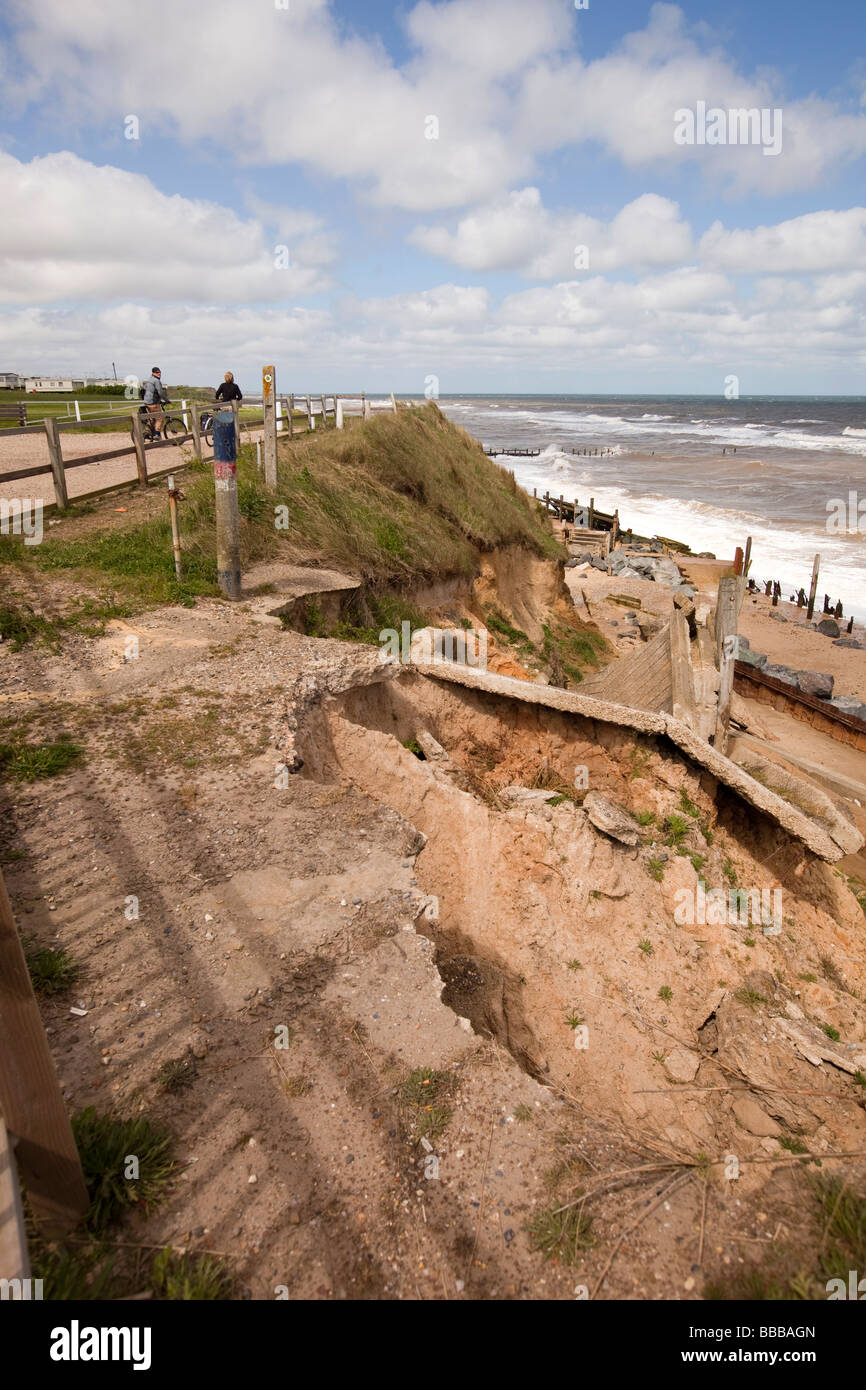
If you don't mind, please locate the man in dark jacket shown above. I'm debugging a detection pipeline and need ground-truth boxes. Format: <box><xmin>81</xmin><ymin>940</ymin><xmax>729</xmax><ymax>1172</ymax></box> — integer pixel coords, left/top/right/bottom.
<box><xmin>215</xmin><ymin>372</ymin><xmax>243</xmax><ymax>402</ymax></box>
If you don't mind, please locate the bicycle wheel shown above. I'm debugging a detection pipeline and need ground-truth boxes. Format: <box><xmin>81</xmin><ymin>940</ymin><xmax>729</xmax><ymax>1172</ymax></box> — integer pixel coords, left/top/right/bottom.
<box><xmin>203</xmin><ymin>424</ymin><xmax>214</xmax><ymax>450</ymax></box>
<box><xmin>132</xmin><ymin>415</ymin><xmax>153</xmax><ymax>445</ymax></box>
<box><xmin>163</xmin><ymin>417</ymin><xmax>186</xmax><ymax>444</ymax></box>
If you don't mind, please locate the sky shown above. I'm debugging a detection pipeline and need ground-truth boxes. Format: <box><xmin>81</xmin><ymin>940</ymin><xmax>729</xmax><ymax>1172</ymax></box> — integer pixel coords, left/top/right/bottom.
<box><xmin>0</xmin><ymin>0</ymin><xmax>864</xmax><ymax>394</ymax></box>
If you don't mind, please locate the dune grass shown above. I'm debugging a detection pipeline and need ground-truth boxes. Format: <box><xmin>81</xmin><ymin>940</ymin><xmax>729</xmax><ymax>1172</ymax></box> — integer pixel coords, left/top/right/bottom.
<box><xmin>0</xmin><ymin>404</ymin><xmax>562</xmax><ymax>634</ymax></box>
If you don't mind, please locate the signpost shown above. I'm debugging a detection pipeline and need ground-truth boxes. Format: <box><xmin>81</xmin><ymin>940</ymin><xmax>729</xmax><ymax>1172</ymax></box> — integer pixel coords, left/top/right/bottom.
<box><xmin>262</xmin><ymin>365</ymin><xmax>278</xmax><ymax>487</ymax></box>
<box><xmin>213</xmin><ymin>411</ymin><xmax>241</xmax><ymax>599</ymax></box>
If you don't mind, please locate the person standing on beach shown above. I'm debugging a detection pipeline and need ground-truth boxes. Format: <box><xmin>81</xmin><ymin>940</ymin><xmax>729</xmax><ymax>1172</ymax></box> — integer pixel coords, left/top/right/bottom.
<box><xmin>215</xmin><ymin>371</ymin><xmax>243</xmax><ymax>402</ymax></box>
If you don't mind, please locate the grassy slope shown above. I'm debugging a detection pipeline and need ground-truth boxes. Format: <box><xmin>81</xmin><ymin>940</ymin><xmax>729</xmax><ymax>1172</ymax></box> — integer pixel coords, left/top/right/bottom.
<box><xmin>1</xmin><ymin>402</ymin><xmax>560</xmax><ymax>625</ymax></box>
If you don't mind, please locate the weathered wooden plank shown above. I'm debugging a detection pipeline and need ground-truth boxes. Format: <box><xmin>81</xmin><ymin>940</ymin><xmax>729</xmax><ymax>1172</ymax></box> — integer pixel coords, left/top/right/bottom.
<box><xmin>0</xmin><ymin>867</ymin><xmax>89</xmax><ymax>1235</ymax></box>
<box><xmin>0</xmin><ymin>463</ymin><xmax>52</xmax><ymax>483</ymax></box>
<box><xmin>670</xmin><ymin>610</ymin><xmax>698</xmax><ymax>731</ymax></box>
<box><xmin>44</xmin><ymin>418</ymin><xmax>68</xmax><ymax>508</ymax></box>
<box><xmin>0</xmin><ymin>1111</ymin><xmax>30</xmax><ymax>1280</ymax></box>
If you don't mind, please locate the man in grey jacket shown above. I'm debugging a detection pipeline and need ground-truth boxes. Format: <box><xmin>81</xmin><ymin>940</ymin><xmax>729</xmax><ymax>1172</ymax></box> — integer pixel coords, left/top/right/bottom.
<box><xmin>142</xmin><ymin>367</ymin><xmax>168</xmax><ymax>436</ymax></box>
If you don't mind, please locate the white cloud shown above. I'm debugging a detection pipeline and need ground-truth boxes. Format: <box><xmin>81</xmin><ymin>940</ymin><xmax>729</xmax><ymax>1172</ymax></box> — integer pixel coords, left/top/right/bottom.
<box><xmin>4</xmin><ymin>0</ymin><xmax>865</xmax><ymax>210</ymax></box>
<box><xmin>411</xmin><ymin>190</ymin><xmax>694</xmax><ymax>276</ymax></box>
<box><xmin>0</xmin><ymin>151</ymin><xmax>335</xmax><ymax>303</ymax></box>
<box><xmin>700</xmin><ymin>208</ymin><xmax>866</xmax><ymax>273</ymax></box>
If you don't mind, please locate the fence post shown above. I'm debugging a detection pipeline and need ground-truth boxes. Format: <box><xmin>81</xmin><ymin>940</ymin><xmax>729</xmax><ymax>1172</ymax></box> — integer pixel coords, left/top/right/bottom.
<box><xmin>190</xmin><ymin>407</ymin><xmax>202</xmax><ymax>460</ymax></box>
<box><xmin>390</xmin><ymin>392</ymin><xmax>397</xmax><ymax>415</ymax></box>
<box><xmin>713</xmin><ymin>575</ymin><xmax>746</xmax><ymax>753</ymax></box>
<box><xmin>213</xmin><ymin>411</ymin><xmax>241</xmax><ymax>599</ymax></box>
<box><xmin>276</xmin><ymin>397</ymin><xmax>283</xmax><ymax>435</ymax></box>
<box><xmin>44</xmin><ymin>417</ymin><xmax>68</xmax><ymax>507</ymax></box>
<box><xmin>231</xmin><ymin>399</ymin><xmax>241</xmax><ymax>453</ymax></box>
<box><xmin>131</xmin><ymin>411</ymin><xmax>148</xmax><ymax>488</ymax></box>
<box><xmin>167</xmin><ymin>474</ymin><xmax>183</xmax><ymax>582</ymax></box>
<box><xmin>807</xmin><ymin>554</ymin><xmax>820</xmax><ymax>621</ymax></box>
<box><xmin>181</xmin><ymin>398</ymin><xmax>189</xmax><ymax>430</ymax></box>
<box><xmin>73</xmin><ymin>400</ymin><xmax>81</xmax><ymax>423</ymax></box>
<box><xmin>336</xmin><ymin>398</ymin><xmax>344</xmax><ymax>430</ymax></box>
<box><xmin>0</xmin><ymin>867</ymin><xmax>89</xmax><ymax>1236</ymax></box>
<box><xmin>262</xmin><ymin>365</ymin><xmax>278</xmax><ymax>488</ymax></box>
<box><xmin>305</xmin><ymin>395</ymin><xmax>314</xmax><ymax>431</ymax></box>
<box><xmin>320</xmin><ymin>394</ymin><xmax>326</xmax><ymax>425</ymax></box>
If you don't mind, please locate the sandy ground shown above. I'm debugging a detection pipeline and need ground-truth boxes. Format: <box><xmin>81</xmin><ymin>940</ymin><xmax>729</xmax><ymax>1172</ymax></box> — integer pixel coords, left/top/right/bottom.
<box><xmin>0</xmin><ymin>426</ymin><xmax>270</xmax><ymax>507</ymax></box>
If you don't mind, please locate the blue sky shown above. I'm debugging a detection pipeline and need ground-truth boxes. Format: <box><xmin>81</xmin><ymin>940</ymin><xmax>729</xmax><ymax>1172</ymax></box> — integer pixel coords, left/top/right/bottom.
<box><xmin>0</xmin><ymin>0</ymin><xmax>864</xmax><ymax>393</ymax></box>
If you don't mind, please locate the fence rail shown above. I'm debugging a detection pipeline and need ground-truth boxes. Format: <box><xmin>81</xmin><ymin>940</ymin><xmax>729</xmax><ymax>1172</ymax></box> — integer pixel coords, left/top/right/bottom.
<box><xmin>0</xmin><ymin>392</ymin><xmax>402</xmax><ymax>507</ymax></box>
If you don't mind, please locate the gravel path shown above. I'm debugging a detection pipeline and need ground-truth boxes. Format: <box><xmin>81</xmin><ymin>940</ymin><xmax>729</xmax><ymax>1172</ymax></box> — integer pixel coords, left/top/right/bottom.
<box><xmin>0</xmin><ymin>427</ymin><xmax>265</xmax><ymax>506</ymax></box>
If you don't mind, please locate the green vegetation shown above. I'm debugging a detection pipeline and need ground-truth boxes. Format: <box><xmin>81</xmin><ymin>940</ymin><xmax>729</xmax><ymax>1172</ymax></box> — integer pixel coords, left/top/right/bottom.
<box><xmin>401</xmin><ymin>1065</ymin><xmax>455</xmax><ymax>1142</ymax></box>
<box><xmin>658</xmin><ymin>985</ymin><xmax>672</xmax><ymax>1001</ymax></box>
<box><xmin>528</xmin><ymin>1203</ymin><xmax>595</xmax><ymax>1264</ymax></box>
<box><xmin>72</xmin><ymin>1107</ymin><xmax>175</xmax><ymax>1232</ymax></box>
<box><xmin>156</xmin><ymin>1056</ymin><xmax>197</xmax><ymax>1094</ymax></box>
<box><xmin>24</xmin><ymin>939</ymin><xmax>80</xmax><ymax>996</ymax></box>
<box><xmin>513</xmin><ymin>1104</ymin><xmax>533</xmax><ymax>1123</ymax></box>
<box><xmin>821</xmin><ymin>1023</ymin><xmax>841</xmax><ymax>1042</ymax></box>
<box><xmin>632</xmin><ymin>810</ymin><xmax>656</xmax><ymax>826</ymax></box>
<box><xmin>735</xmin><ymin>987</ymin><xmax>767</xmax><ymax>1008</ymax></box>
<box><xmin>565</xmin><ymin>1010</ymin><xmax>585</xmax><ymax>1029</ymax></box>
<box><xmin>0</xmin><ymin>737</ymin><xmax>83</xmax><ymax>781</ymax></box>
<box><xmin>638</xmin><ymin>939</ymin><xmax>654</xmax><ymax>957</ymax></box>
<box><xmin>647</xmin><ymin>856</ymin><xmax>665</xmax><ymax>882</ymax></box>
<box><xmin>679</xmin><ymin>789</ymin><xmax>700</xmax><ymax>817</ymax></box>
<box><xmin>566</xmin><ymin>959</ymin><xmax>583</xmax><ymax>971</ymax></box>
<box><xmin>151</xmin><ymin>1248</ymin><xmax>233</xmax><ymax>1301</ymax></box>
<box><xmin>663</xmin><ymin>813</ymin><xmax>690</xmax><ymax>847</ymax></box>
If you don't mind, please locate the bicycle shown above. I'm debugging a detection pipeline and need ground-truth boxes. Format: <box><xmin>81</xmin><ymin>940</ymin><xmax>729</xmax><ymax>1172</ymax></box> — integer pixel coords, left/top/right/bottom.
<box><xmin>131</xmin><ymin>402</ymin><xmax>187</xmax><ymax>446</ymax></box>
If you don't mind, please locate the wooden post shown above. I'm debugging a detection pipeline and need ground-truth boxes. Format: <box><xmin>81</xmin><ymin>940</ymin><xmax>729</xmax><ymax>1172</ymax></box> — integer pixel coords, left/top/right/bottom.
<box><xmin>213</xmin><ymin>411</ymin><xmax>241</xmax><ymax>599</ymax></box>
<box><xmin>305</xmin><ymin>395</ymin><xmax>314</xmax><ymax>431</ymax></box>
<box><xmin>44</xmin><ymin>417</ymin><xmax>68</xmax><ymax>507</ymax></box>
<box><xmin>275</xmin><ymin>396</ymin><xmax>283</xmax><ymax>435</ymax></box>
<box><xmin>743</xmin><ymin>535</ymin><xmax>752</xmax><ymax>575</ymax></box>
<box><xmin>320</xmin><ymin>394</ymin><xmax>327</xmax><ymax>424</ymax></box>
<box><xmin>733</xmin><ymin>547</ymin><xmax>744</xmax><ymax>576</ymax></box>
<box><xmin>181</xmin><ymin>398</ymin><xmax>189</xmax><ymax>430</ymax></box>
<box><xmin>713</xmin><ymin>575</ymin><xmax>746</xmax><ymax>753</ymax></box>
<box><xmin>806</xmin><ymin>554</ymin><xmax>820</xmax><ymax>621</ymax></box>
<box><xmin>262</xmin><ymin>366</ymin><xmax>277</xmax><ymax>488</ymax></box>
<box><xmin>543</xmin><ymin>491</ymin><xmax>550</xmax><ymax>511</ymax></box>
<box><xmin>73</xmin><ymin>399</ymin><xmax>81</xmax><ymax>423</ymax></box>
<box><xmin>190</xmin><ymin>408</ymin><xmax>202</xmax><ymax>460</ymax></box>
<box><xmin>589</xmin><ymin>497</ymin><xmax>595</xmax><ymax>528</ymax></box>
<box><xmin>336</xmin><ymin>398</ymin><xmax>344</xmax><ymax>430</ymax></box>
<box><xmin>0</xmin><ymin>867</ymin><xmax>89</xmax><ymax>1236</ymax></box>
<box><xmin>167</xmin><ymin>474</ymin><xmax>183</xmax><ymax>582</ymax></box>
<box><xmin>131</xmin><ymin>411</ymin><xmax>148</xmax><ymax>489</ymax></box>
<box><xmin>231</xmin><ymin>399</ymin><xmax>241</xmax><ymax>452</ymax></box>
<box><xmin>0</xmin><ymin>1110</ymin><xmax>30</xmax><ymax>1279</ymax></box>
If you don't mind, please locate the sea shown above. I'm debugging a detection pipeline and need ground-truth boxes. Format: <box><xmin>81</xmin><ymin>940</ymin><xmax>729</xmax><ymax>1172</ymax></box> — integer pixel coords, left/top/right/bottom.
<box><xmin>437</xmin><ymin>395</ymin><xmax>866</xmax><ymax>621</ymax></box>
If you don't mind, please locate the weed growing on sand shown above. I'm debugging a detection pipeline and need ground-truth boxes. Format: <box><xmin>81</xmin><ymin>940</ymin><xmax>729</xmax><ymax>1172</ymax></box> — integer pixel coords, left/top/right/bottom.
<box><xmin>565</xmin><ymin>1010</ymin><xmax>585</xmax><ymax>1029</ymax></box>
<box><xmin>647</xmin><ymin>856</ymin><xmax>665</xmax><ymax>882</ymax></box>
<box><xmin>284</xmin><ymin>1075</ymin><xmax>313</xmax><ymax>1097</ymax></box>
<box><xmin>779</xmin><ymin>1135</ymin><xmax>808</xmax><ymax>1155</ymax></box>
<box><xmin>822</xmin><ymin>1023</ymin><xmax>841</xmax><ymax>1042</ymax></box>
<box><xmin>632</xmin><ymin>810</ymin><xmax>656</xmax><ymax>826</ymax></box>
<box><xmin>0</xmin><ymin>737</ymin><xmax>83</xmax><ymax>781</ymax></box>
<box><xmin>629</xmin><ymin>744</ymin><xmax>653</xmax><ymax>781</ymax></box>
<box><xmin>658</xmin><ymin>985</ymin><xmax>672</xmax><ymax>1002</ymax></box>
<box><xmin>156</xmin><ymin>1057</ymin><xmax>196</xmax><ymax>1094</ymax></box>
<box><xmin>638</xmin><ymin>939</ymin><xmax>654</xmax><ymax>957</ymax></box>
<box><xmin>528</xmin><ymin>1204</ymin><xmax>594</xmax><ymax>1264</ymax></box>
<box><xmin>679</xmin><ymin>789</ymin><xmax>700</xmax><ymax>818</ymax></box>
<box><xmin>664</xmin><ymin>813</ymin><xmax>689</xmax><ymax>847</ymax></box>
<box><xmin>72</xmin><ymin>1108</ymin><xmax>174</xmax><ymax>1232</ymax></box>
<box><xmin>401</xmin><ymin>1066</ymin><xmax>455</xmax><ymax>1142</ymax></box>
<box><xmin>799</xmin><ymin>971</ymin><xmax>817</xmax><ymax>983</ymax></box>
<box><xmin>744</xmin><ymin>936</ymin><xmax>756</xmax><ymax>948</ymax></box>
<box><xmin>30</xmin><ymin>1240</ymin><xmax>119</xmax><ymax>1300</ymax></box>
<box><xmin>24</xmin><ymin>939</ymin><xmax>80</xmax><ymax>996</ymax></box>
<box><xmin>735</xmin><ymin>987</ymin><xmax>767</xmax><ymax>1008</ymax></box>
<box><xmin>567</xmin><ymin>959</ymin><xmax>583</xmax><ymax>971</ymax></box>
<box><xmin>152</xmin><ymin>1248</ymin><xmax>232</xmax><ymax>1300</ymax></box>
<box><xmin>513</xmin><ymin>1104</ymin><xmax>533</xmax><ymax>1123</ymax></box>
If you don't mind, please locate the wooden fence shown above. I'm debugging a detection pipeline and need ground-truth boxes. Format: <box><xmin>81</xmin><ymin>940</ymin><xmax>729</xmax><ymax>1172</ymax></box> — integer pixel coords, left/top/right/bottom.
<box><xmin>0</xmin><ymin>392</ymin><xmax>401</xmax><ymax>509</ymax></box>
<box><xmin>0</xmin><ymin>865</ymin><xmax>89</xmax><ymax>1278</ymax></box>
